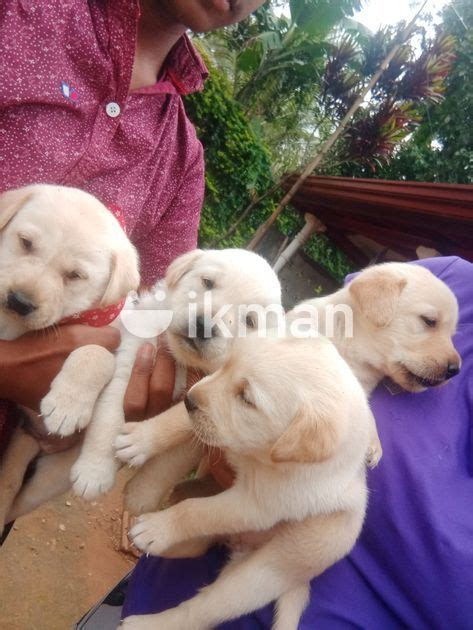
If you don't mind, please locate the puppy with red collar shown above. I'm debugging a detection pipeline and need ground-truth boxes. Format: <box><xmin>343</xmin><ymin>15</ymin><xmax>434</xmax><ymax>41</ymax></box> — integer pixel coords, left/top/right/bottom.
<box><xmin>0</xmin><ymin>184</ymin><xmax>139</xmax><ymax>531</ymax></box>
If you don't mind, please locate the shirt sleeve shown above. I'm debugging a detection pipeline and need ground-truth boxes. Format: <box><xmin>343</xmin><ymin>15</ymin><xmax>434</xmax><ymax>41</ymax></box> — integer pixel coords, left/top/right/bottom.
<box><xmin>136</xmin><ymin>146</ymin><xmax>205</xmax><ymax>287</ymax></box>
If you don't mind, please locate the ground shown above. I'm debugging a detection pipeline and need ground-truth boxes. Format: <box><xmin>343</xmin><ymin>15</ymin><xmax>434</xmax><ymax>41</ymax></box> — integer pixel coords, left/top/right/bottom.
<box><xmin>0</xmin><ymin>469</ymin><xmax>136</xmax><ymax>630</ymax></box>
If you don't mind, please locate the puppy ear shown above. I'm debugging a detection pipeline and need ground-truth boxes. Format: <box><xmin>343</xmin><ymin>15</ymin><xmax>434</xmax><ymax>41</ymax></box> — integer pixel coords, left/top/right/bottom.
<box><xmin>349</xmin><ymin>266</ymin><xmax>407</xmax><ymax>328</ymax></box>
<box><xmin>165</xmin><ymin>249</ymin><xmax>204</xmax><ymax>289</ymax></box>
<box><xmin>0</xmin><ymin>187</ymin><xmax>34</xmax><ymax>230</ymax></box>
<box><xmin>100</xmin><ymin>243</ymin><xmax>140</xmax><ymax>306</ymax></box>
<box><xmin>270</xmin><ymin>406</ymin><xmax>339</xmax><ymax>464</ymax></box>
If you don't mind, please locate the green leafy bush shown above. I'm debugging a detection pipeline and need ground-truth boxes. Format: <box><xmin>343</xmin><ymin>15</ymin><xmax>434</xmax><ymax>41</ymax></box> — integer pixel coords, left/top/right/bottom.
<box><xmin>184</xmin><ymin>48</ymin><xmax>274</xmax><ymax>248</ymax></box>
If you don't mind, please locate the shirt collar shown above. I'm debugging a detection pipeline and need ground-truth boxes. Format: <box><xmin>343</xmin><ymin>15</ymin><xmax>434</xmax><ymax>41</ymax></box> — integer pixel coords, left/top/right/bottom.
<box><xmin>133</xmin><ymin>34</ymin><xmax>208</xmax><ymax>96</ymax></box>
<box><xmin>107</xmin><ymin>1</ymin><xmax>208</xmax><ymax>96</ymax></box>
<box><xmin>165</xmin><ymin>34</ymin><xmax>208</xmax><ymax>95</ymax></box>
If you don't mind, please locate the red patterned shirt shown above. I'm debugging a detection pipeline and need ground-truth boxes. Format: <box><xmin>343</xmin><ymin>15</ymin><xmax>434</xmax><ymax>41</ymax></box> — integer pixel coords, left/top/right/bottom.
<box><xmin>0</xmin><ymin>0</ymin><xmax>207</xmax><ymax>286</ymax></box>
<box><xmin>0</xmin><ymin>0</ymin><xmax>208</xmax><ymax>451</ymax></box>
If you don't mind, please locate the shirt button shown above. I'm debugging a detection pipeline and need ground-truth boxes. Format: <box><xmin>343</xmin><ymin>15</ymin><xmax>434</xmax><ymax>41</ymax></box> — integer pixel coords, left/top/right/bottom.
<box><xmin>105</xmin><ymin>102</ymin><xmax>121</xmax><ymax>118</ymax></box>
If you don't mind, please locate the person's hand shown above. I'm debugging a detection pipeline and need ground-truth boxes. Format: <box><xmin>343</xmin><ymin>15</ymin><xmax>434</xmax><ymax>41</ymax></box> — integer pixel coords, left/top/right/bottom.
<box><xmin>207</xmin><ymin>450</ymin><xmax>236</xmax><ymax>490</ymax></box>
<box><xmin>123</xmin><ymin>340</ymin><xmax>235</xmax><ymax>488</ymax></box>
<box><xmin>123</xmin><ymin>338</ymin><xmax>205</xmax><ymax>421</ymax></box>
<box><xmin>0</xmin><ymin>325</ymin><xmax>120</xmax><ymax>412</ymax></box>
<box><xmin>124</xmin><ymin>340</ymin><xmax>176</xmax><ymax>421</ymax></box>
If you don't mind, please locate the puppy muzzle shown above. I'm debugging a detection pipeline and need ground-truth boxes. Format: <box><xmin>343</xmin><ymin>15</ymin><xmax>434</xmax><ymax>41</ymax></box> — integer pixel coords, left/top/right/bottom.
<box><xmin>6</xmin><ymin>290</ymin><xmax>37</xmax><ymax>317</ymax></box>
<box><xmin>445</xmin><ymin>362</ymin><xmax>460</xmax><ymax>380</ymax></box>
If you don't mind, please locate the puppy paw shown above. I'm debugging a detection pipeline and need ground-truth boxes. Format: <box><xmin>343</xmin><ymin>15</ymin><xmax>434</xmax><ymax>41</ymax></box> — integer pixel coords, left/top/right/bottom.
<box><xmin>40</xmin><ymin>346</ymin><xmax>115</xmax><ymax>437</ymax></box>
<box><xmin>115</xmin><ymin>423</ymin><xmax>155</xmax><ymax>467</ymax></box>
<box><xmin>70</xmin><ymin>456</ymin><xmax>118</xmax><ymax>500</ymax></box>
<box><xmin>129</xmin><ymin>512</ymin><xmax>176</xmax><ymax>556</ymax></box>
<box><xmin>366</xmin><ymin>438</ymin><xmax>383</xmax><ymax>468</ymax></box>
<box><xmin>41</xmin><ymin>384</ymin><xmax>95</xmax><ymax>437</ymax></box>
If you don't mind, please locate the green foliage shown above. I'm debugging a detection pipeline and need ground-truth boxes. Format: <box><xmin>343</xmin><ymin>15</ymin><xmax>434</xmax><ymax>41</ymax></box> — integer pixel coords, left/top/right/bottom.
<box><xmin>355</xmin><ymin>0</ymin><xmax>473</xmax><ymax>183</ymax></box>
<box><xmin>184</xmin><ymin>48</ymin><xmax>275</xmax><ymax>248</ymax></box>
<box><xmin>290</xmin><ymin>0</ymin><xmax>362</xmax><ymax>37</ymax></box>
<box><xmin>186</xmin><ymin>1</ymin><xmax>466</xmax><ymax>284</ymax></box>
<box><xmin>197</xmin><ymin>0</ymin><xmax>363</xmax><ymax>175</ymax></box>
<box><xmin>276</xmin><ymin>207</ymin><xmax>354</xmax><ymax>281</ymax></box>
<box><xmin>198</xmin><ymin>1</ymin><xmax>456</xmax><ymax>179</ymax></box>
<box><xmin>321</xmin><ymin>26</ymin><xmax>457</xmax><ymax>174</ymax></box>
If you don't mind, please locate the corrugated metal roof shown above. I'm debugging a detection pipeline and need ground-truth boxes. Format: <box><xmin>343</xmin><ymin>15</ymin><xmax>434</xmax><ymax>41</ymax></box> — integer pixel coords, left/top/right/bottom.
<box><xmin>286</xmin><ymin>175</ymin><xmax>473</xmax><ymax>263</ymax></box>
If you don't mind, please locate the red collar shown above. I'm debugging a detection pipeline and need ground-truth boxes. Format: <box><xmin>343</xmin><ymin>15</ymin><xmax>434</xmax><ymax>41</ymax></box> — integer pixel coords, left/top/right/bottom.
<box><xmin>60</xmin><ymin>299</ymin><xmax>125</xmax><ymax>327</ymax></box>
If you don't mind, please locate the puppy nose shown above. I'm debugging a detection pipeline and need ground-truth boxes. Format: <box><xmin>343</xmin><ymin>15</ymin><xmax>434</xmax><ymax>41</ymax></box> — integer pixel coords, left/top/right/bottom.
<box><xmin>195</xmin><ymin>316</ymin><xmax>218</xmax><ymax>340</ymax></box>
<box><xmin>7</xmin><ymin>291</ymin><xmax>37</xmax><ymax>316</ymax></box>
<box><xmin>445</xmin><ymin>363</ymin><xmax>460</xmax><ymax>380</ymax></box>
<box><xmin>184</xmin><ymin>394</ymin><xmax>198</xmax><ymax>413</ymax></box>
<box><xmin>195</xmin><ymin>316</ymin><xmax>207</xmax><ymax>339</ymax></box>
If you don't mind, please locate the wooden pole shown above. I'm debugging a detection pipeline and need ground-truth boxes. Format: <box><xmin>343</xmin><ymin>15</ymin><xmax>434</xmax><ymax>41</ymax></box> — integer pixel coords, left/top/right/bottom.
<box><xmin>272</xmin><ymin>213</ymin><xmax>325</xmax><ymax>273</ymax></box>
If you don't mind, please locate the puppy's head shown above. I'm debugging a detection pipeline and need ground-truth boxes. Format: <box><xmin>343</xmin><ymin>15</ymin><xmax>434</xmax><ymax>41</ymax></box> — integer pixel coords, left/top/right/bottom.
<box><xmin>164</xmin><ymin>248</ymin><xmax>282</xmax><ymax>371</ymax></box>
<box><xmin>184</xmin><ymin>333</ymin><xmax>369</xmax><ymax>465</ymax></box>
<box><xmin>349</xmin><ymin>263</ymin><xmax>460</xmax><ymax>391</ymax></box>
<box><xmin>0</xmin><ymin>185</ymin><xmax>139</xmax><ymax>332</ymax></box>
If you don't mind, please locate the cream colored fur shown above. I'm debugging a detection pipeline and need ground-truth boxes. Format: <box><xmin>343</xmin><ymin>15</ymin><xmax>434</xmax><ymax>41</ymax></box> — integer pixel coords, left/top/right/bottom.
<box><xmin>0</xmin><ymin>184</ymin><xmax>139</xmax><ymax>529</ymax></box>
<box><xmin>117</xmin><ymin>261</ymin><xmax>461</xmax><ymax>627</ymax></box>
<box><xmin>8</xmin><ymin>248</ymin><xmax>281</xmax><ymax>512</ymax></box>
<box><xmin>70</xmin><ymin>248</ymin><xmax>282</xmax><ymax>500</ymax></box>
<box><xmin>289</xmin><ymin>262</ymin><xmax>460</xmax><ymax>394</ymax></box>
<box><xmin>121</xmin><ymin>333</ymin><xmax>371</xmax><ymax>629</ymax></box>
<box><xmin>116</xmin><ymin>262</ymin><xmax>460</xmax><ymax>516</ymax></box>
<box><xmin>286</xmin><ymin>262</ymin><xmax>460</xmax><ymax>467</ymax></box>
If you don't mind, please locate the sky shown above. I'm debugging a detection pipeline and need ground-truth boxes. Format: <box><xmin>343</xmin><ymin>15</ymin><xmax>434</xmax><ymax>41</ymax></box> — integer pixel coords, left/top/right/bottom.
<box><xmin>274</xmin><ymin>0</ymin><xmax>452</xmax><ymax>31</ymax></box>
<box><xmin>354</xmin><ymin>0</ymin><xmax>450</xmax><ymax>31</ymax></box>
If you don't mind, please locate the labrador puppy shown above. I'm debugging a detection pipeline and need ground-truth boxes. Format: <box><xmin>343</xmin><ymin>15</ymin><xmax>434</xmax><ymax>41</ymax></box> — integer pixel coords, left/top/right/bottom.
<box><xmin>0</xmin><ymin>184</ymin><xmax>139</xmax><ymax>530</ymax></box>
<box><xmin>124</xmin><ymin>261</ymin><xmax>461</xmax><ymax>518</ymax></box>
<box><xmin>287</xmin><ymin>262</ymin><xmax>461</xmax><ymax>466</ymax></box>
<box><xmin>69</xmin><ymin>248</ymin><xmax>282</xmax><ymax>500</ymax></box>
<box><xmin>121</xmin><ymin>333</ymin><xmax>372</xmax><ymax>630</ymax></box>
<box><xmin>289</xmin><ymin>262</ymin><xmax>461</xmax><ymax>394</ymax></box>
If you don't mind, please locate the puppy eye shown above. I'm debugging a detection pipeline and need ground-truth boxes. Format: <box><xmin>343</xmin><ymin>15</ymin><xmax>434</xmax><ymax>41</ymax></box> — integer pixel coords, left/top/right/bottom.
<box><xmin>65</xmin><ymin>270</ymin><xmax>82</xmax><ymax>281</ymax></box>
<box><xmin>238</xmin><ymin>388</ymin><xmax>256</xmax><ymax>408</ymax></box>
<box><xmin>19</xmin><ymin>236</ymin><xmax>33</xmax><ymax>252</ymax></box>
<box><xmin>421</xmin><ymin>315</ymin><xmax>437</xmax><ymax>328</ymax></box>
<box><xmin>246</xmin><ymin>315</ymin><xmax>256</xmax><ymax>329</ymax></box>
<box><xmin>202</xmin><ymin>277</ymin><xmax>214</xmax><ymax>290</ymax></box>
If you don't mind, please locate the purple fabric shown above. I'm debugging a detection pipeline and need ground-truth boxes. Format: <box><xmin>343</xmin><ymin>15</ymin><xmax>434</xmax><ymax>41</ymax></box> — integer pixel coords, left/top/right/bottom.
<box><xmin>123</xmin><ymin>257</ymin><xmax>473</xmax><ymax>629</ymax></box>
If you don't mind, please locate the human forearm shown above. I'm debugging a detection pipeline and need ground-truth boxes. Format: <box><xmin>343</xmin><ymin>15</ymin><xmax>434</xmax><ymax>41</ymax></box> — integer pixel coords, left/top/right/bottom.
<box><xmin>0</xmin><ymin>326</ymin><xmax>120</xmax><ymax>410</ymax></box>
